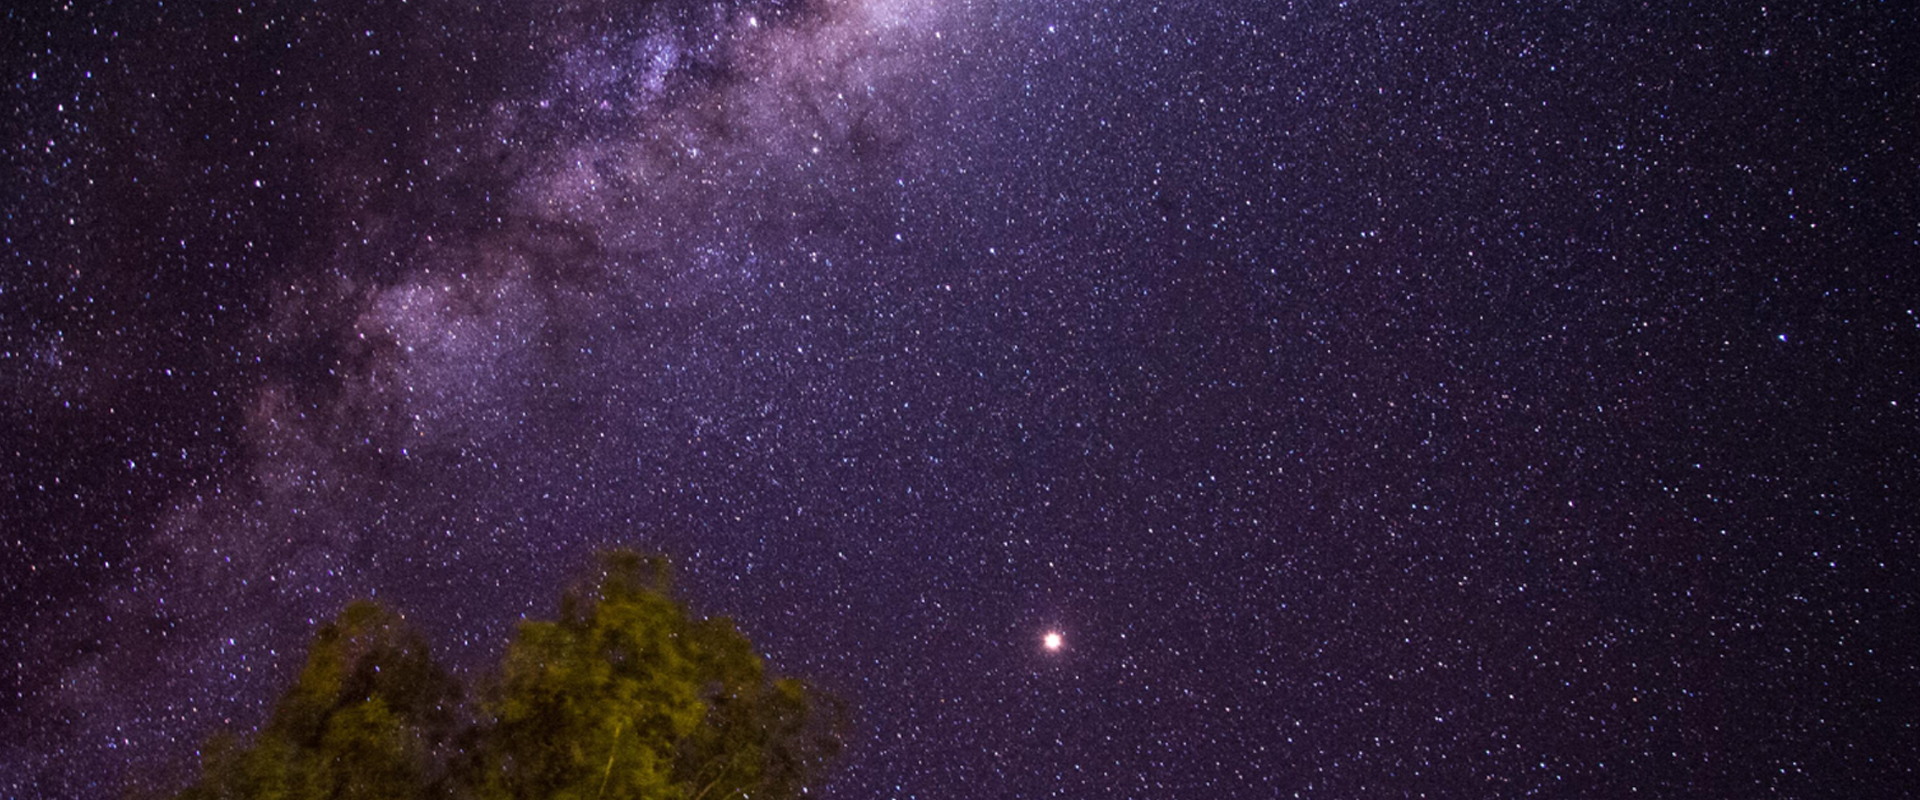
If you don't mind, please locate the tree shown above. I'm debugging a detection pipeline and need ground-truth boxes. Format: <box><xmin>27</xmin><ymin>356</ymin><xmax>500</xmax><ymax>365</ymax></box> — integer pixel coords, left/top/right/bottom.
<box><xmin>163</xmin><ymin>550</ymin><xmax>843</xmax><ymax>800</ymax></box>
<box><xmin>471</xmin><ymin>551</ymin><xmax>844</xmax><ymax>800</ymax></box>
<box><xmin>173</xmin><ymin>601</ymin><xmax>462</xmax><ymax>800</ymax></box>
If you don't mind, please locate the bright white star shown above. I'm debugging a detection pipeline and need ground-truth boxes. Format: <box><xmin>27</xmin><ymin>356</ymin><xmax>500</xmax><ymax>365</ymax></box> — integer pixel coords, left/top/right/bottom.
<box><xmin>1043</xmin><ymin>631</ymin><xmax>1063</xmax><ymax>651</ymax></box>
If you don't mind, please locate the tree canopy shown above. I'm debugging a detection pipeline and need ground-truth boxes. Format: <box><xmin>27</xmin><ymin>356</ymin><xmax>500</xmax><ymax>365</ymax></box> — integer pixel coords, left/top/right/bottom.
<box><xmin>166</xmin><ymin>550</ymin><xmax>843</xmax><ymax>800</ymax></box>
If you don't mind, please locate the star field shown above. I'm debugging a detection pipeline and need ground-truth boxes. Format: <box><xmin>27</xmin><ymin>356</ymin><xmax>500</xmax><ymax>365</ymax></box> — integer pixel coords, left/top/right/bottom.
<box><xmin>4</xmin><ymin>0</ymin><xmax>1916</xmax><ymax>797</ymax></box>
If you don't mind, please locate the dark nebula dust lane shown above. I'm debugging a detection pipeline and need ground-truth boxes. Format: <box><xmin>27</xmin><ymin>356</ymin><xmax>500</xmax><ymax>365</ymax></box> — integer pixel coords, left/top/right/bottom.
<box><xmin>4</xmin><ymin>1</ymin><xmax>1916</xmax><ymax>797</ymax></box>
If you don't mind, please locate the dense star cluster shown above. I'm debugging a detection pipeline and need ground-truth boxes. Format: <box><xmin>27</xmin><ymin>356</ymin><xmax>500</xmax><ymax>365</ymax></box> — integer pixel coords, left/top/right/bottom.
<box><xmin>4</xmin><ymin>0</ymin><xmax>1915</xmax><ymax>797</ymax></box>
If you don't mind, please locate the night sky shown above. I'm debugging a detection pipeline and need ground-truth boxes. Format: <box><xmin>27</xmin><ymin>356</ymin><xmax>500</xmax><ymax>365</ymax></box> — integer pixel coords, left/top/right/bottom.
<box><xmin>4</xmin><ymin>0</ymin><xmax>1916</xmax><ymax>797</ymax></box>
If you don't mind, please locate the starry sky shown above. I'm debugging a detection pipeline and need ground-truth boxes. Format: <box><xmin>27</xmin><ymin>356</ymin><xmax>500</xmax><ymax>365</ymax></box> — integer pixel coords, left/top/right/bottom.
<box><xmin>4</xmin><ymin>0</ymin><xmax>1917</xmax><ymax>796</ymax></box>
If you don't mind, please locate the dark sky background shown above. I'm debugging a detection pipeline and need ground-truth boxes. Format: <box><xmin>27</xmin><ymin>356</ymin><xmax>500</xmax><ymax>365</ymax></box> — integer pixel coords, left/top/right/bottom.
<box><xmin>4</xmin><ymin>0</ymin><xmax>1916</xmax><ymax>796</ymax></box>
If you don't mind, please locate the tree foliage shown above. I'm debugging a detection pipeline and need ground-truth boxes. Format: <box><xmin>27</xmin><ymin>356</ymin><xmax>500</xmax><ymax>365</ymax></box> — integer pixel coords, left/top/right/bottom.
<box><xmin>166</xmin><ymin>551</ymin><xmax>843</xmax><ymax>800</ymax></box>
<box><xmin>173</xmin><ymin>600</ymin><xmax>462</xmax><ymax>800</ymax></box>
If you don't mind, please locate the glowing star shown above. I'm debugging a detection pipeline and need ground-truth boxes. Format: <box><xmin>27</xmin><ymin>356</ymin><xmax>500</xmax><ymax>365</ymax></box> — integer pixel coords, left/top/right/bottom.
<box><xmin>1043</xmin><ymin>631</ymin><xmax>1063</xmax><ymax>651</ymax></box>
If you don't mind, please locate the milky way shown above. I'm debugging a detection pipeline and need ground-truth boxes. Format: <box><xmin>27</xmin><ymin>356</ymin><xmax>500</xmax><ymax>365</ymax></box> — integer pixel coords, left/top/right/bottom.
<box><xmin>5</xmin><ymin>1</ymin><xmax>1916</xmax><ymax>797</ymax></box>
